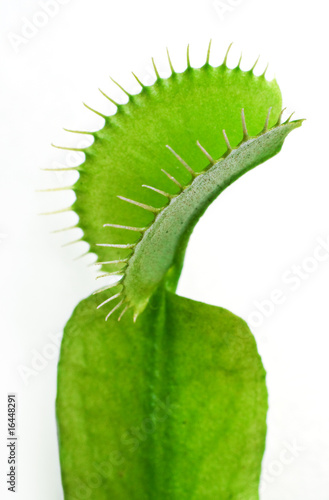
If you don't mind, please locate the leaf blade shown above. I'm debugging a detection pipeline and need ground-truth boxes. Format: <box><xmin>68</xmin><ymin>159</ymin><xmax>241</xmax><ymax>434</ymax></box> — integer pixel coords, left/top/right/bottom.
<box><xmin>57</xmin><ymin>290</ymin><xmax>267</xmax><ymax>499</ymax></box>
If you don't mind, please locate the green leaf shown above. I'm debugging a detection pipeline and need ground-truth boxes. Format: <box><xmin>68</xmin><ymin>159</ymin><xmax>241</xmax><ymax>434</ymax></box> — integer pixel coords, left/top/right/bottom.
<box><xmin>116</xmin><ymin>118</ymin><xmax>302</xmax><ymax>319</ymax></box>
<box><xmin>53</xmin><ymin>45</ymin><xmax>303</xmax><ymax>499</ymax></box>
<box><xmin>54</xmin><ymin>45</ymin><xmax>302</xmax><ymax>320</ymax></box>
<box><xmin>57</xmin><ymin>289</ymin><xmax>267</xmax><ymax>499</ymax></box>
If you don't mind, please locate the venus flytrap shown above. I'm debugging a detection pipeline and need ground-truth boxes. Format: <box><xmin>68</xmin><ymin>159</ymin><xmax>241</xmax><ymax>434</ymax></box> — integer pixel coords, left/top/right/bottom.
<box><xmin>51</xmin><ymin>43</ymin><xmax>302</xmax><ymax>499</ymax></box>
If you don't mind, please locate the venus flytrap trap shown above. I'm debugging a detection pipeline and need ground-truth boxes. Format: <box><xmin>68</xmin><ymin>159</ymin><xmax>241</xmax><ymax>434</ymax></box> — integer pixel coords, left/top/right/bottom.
<box><xmin>49</xmin><ymin>43</ymin><xmax>303</xmax><ymax>499</ymax></box>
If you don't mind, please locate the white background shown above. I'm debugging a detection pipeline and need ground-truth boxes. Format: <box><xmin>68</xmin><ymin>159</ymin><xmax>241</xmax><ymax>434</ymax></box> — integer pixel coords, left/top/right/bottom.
<box><xmin>0</xmin><ymin>0</ymin><xmax>328</xmax><ymax>498</ymax></box>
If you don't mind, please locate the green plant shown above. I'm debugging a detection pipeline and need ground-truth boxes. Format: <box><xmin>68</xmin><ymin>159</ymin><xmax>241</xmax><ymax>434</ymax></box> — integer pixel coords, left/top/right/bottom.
<box><xmin>52</xmin><ymin>43</ymin><xmax>302</xmax><ymax>499</ymax></box>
